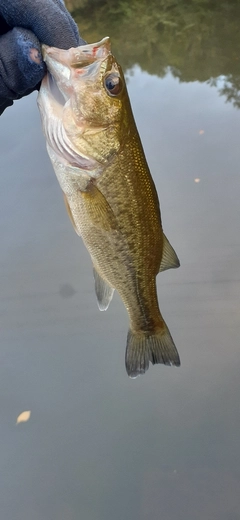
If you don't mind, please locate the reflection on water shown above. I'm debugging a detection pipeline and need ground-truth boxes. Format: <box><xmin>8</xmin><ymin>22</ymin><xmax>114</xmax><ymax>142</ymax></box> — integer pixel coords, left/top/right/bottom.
<box><xmin>1</xmin><ymin>1</ymin><xmax>240</xmax><ymax>519</ymax></box>
<box><xmin>67</xmin><ymin>0</ymin><xmax>240</xmax><ymax>109</ymax></box>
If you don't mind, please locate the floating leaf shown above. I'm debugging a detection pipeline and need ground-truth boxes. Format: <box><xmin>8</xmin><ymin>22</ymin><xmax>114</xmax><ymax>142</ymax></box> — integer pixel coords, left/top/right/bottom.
<box><xmin>16</xmin><ymin>411</ymin><xmax>31</xmax><ymax>424</ymax></box>
<box><xmin>194</xmin><ymin>178</ymin><xmax>200</xmax><ymax>183</ymax></box>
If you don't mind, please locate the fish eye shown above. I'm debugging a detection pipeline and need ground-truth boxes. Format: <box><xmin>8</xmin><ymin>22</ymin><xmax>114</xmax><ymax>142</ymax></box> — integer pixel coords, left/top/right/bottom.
<box><xmin>104</xmin><ymin>73</ymin><xmax>123</xmax><ymax>96</ymax></box>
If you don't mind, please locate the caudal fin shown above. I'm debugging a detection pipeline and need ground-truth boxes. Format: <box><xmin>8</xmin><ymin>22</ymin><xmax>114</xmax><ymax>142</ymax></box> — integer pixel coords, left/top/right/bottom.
<box><xmin>125</xmin><ymin>322</ymin><xmax>180</xmax><ymax>378</ymax></box>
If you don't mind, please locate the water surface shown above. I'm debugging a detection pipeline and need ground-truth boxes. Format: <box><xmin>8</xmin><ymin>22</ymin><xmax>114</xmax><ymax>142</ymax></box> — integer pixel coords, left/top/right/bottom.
<box><xmin>1</xmin><ymin>2</ymin><xmax>240</xmax><ymax>519</ymax></box>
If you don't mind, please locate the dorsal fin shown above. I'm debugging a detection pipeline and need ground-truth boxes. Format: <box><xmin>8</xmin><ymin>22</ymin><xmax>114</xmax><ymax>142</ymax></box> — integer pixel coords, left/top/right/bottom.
<box><xmin>93</xmin><ymin>267</ymin><xmax>115</xmax><ymax>311</ymax></box>
<box><xmin>159</xmin><ymin>234</ymin><xmax>180</xmax><ymax>272</ymax></box>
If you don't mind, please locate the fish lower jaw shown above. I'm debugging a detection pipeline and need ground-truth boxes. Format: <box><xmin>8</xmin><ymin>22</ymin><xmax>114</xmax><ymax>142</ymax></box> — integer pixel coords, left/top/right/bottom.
<box><xmin>41</xmin><ymin>71</ymin><xmax>68</xmax><ymax>107</ymax></box>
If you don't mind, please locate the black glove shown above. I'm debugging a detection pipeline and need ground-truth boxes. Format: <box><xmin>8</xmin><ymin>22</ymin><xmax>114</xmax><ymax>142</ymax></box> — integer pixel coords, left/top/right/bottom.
<box><xmin>0</xmin><ymin>0</ymin><xmax>86</xmax><ymax>114</ymax></box>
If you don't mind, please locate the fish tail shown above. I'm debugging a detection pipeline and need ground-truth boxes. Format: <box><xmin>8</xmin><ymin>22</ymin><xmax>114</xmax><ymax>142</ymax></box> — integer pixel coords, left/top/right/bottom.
<box><xmin>125</xmin><ymin>321</ymin><xmax>180</xmax><ymax>378</ymax></box>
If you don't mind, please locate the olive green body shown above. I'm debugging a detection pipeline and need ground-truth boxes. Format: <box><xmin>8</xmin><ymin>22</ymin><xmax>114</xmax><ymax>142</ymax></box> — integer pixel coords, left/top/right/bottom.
<box><xmin>70</xmin><ymin>127</ymin><xmax>164</xmax><ymax>334</ymax></box>
<box><xmin>38</xmin><ymin>38</ymin><xmax>180</xmax><ymax>377</ymax></box>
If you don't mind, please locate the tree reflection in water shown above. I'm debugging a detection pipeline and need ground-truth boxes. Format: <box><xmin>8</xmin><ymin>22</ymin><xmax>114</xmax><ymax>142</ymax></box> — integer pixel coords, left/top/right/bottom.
<box><xmin>65</xmin><ymin>0</ymin><xmax>240</xmax><ymax>109</ymax></box>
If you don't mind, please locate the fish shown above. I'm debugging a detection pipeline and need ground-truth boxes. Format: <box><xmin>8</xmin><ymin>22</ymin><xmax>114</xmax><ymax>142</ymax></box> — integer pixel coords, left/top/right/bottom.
<box><xmin>37</xmin><ymin>37</ymin><xmax>180</xmax><ymax>378</ymax></box>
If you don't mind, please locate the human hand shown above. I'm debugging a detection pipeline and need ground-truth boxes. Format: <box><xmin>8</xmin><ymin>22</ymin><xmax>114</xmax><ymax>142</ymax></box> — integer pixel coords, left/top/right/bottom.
<box><xmin>0</xmin><ymin>0</ymin><xmax>86</xmax><ymax>114</ymax></box>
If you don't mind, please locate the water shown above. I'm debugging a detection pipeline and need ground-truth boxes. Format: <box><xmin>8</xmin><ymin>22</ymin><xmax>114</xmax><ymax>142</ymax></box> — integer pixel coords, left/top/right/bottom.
<box><xmin>1</xmin><ymin>2</ymin><xmax>240</xmax><ymax>519</ymax></box>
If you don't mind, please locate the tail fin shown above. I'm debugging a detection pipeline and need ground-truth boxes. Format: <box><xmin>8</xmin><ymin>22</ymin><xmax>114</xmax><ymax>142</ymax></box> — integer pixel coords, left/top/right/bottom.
<box><xmin>125</xmin><ymin>323</ymin><xmax>180</xmax><ymax>378</ymax></box>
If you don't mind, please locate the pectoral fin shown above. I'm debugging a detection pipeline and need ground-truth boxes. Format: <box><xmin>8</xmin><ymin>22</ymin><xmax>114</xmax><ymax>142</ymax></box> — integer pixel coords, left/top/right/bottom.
<box><xmin>80</xmin><ymin>183</ymin><xmax>117</xmax><ymax>232</ymax></box>
<box><xmin>93</xmin><ymin>267</ymin><xmax>115</xmax><ymax>311</ymax></box>
<box><xmin>159</xmin><ymin>234</ymin><xmax>180</xmax><ymax>272</ymax></box>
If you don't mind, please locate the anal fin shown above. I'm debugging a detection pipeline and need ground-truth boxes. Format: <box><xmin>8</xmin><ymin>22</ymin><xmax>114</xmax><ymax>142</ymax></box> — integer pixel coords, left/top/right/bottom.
<box><xmin>93</xmin><ymin>267</ymin><xmax>114</xmax><ymax>311</ymax></box>
<box><xmin>159</xmin><ymin>233</ymin><xmax>180</xmax><ymax>272</ymax></box>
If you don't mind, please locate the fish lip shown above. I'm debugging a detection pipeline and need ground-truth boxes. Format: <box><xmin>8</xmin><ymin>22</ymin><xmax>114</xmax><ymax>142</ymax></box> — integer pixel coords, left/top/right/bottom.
<box><xmin>42</xmin><ymin>37</ymin><xmax>111</xmax><ymax>68</ymax></box>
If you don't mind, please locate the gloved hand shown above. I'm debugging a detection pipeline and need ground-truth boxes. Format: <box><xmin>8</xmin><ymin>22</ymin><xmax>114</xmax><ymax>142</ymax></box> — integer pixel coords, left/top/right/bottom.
<box><xmin>0</xmin><ymin>0</ymin><xmax>86</xmax><ymax>114</ymax></box>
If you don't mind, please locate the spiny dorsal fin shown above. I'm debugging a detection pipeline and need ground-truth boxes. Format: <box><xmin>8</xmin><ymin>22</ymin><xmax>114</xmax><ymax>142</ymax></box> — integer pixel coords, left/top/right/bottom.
<box><xmin>159</xmin><ymin>233</ymin><xmax>180</xmax><ymax>272</ymax></box>
<box><xmin>93</xmin><ymin>267</ymin><xmax>115</xmax><ymax>311</ymax></box>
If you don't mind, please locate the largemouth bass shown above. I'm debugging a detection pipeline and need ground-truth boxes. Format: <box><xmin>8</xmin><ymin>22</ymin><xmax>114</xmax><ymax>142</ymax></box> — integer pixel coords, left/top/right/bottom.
<box><xmin>37</xmin><ymin>37</ymin><xmax>180</xmax><ymax>377</ymax></box>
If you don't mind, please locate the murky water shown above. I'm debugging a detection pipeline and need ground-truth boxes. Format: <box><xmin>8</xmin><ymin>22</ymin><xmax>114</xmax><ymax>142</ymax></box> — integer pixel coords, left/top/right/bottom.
<box><xmin>1</xmin><ymin>2</ymin><xmax>240</xmax><ymax>519</ymax></box>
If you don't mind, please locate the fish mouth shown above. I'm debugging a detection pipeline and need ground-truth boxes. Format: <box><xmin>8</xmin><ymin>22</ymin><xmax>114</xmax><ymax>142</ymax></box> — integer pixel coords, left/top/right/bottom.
<box><xmin>41</xmin><ymin>37</ymin><xmax>112</xmax><ymax>104</ymax></box>
<box><xmin>46</xmin><ymin>71</ymin><xmax>66</xmax><ymax>106</ymax></box>
<box><xmin>38</xmin><ymin>38</ymin><xmax>114</xmax><ymax>172</ymax></box>
<box><xmin>42</xmin><ymin>37</ymin><xmax>111</xmax><ymax>68</ymax></box>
